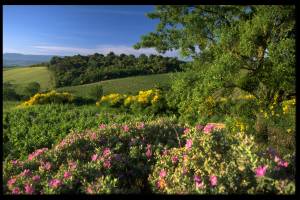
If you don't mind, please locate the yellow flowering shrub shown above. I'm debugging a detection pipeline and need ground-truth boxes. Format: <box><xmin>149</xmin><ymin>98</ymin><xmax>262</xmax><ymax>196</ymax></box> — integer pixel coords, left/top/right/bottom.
<box><xmin>19</xmin><ymin>90</ymin><xmax>74</xmax><ymax>107</ymax></box>
<box><xmin>96</xmin><ymin>93</ymin><xmax>127</xmax><ymax>107</ymax></box>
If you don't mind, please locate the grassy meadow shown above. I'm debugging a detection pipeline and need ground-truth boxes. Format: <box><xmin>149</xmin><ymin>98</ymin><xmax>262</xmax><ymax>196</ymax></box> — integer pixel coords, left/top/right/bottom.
<box><xmin>3</xmin><ymin>66</ymin><xmax>53</xmax><ymax>92</ymax></box>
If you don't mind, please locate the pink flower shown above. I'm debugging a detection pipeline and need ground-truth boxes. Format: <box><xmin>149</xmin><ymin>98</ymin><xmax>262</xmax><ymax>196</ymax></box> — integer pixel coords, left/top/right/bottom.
<box><xmin>44</xmin><ymin>162</ymin><xmax>51</xmax><ymax>171</ymax></box>
<box><xmin>7</xmin><ymin>178</ymin><xmax>16</xmax><ymax>187</ymax></box>
<box><xmin>171</xmin><ymin>156</ymin><xmax>178</xmax><ymax>164</ymax></box>
<box><xmin>11</xmin><ymin>160</ymin><xmax>18</xmax><ymax>165</ymax></box>
<box><xmin>183</xmin><ymin>128</ymin><xmax>190</xmax><ymax>134</ymax></box>
<box><xmin>123</xmin><ymin>125</ymin><xmax>129</xmax><ymax>132</ymax></box>
<box><xmin>49</xmin><ymin>179</ymin><xmax>61</xmax><ymax>188</ymax></box>
<box><xmin>182</xmin><ymin>168</ymin><xmax>188</xmax><ymax>175</ymax></box>
<box><xmin>103</xmin><ymin>148</ymin><xmax>111</xmax><ymax>157</ymax></box>
<box><xmin>32</xmin><ymin>175</ymin><xmax>40</xmax><ymax>182</ymax></box>
<box><xmin>68</xmin><ymin>161</ymin><xmax>77</xmax><ymax>170</ymax></box>
<box><xmin>91</xmin><ymin>154</ymin><xmax>98</xmax><ymax>161</ymax></box>
<box><xmin>99</xmin><ymin>123</ymin><xmax>106</xmax><ymax>129</ymax></box>
<box><xmin>86</xmin><ymin>186</ymin><xmax>93</xmax><ymax>194</ymax></box>
<box><xmin>255</xmin><ymin>165</ymin><xmax>268</xmax><ymax>177</ymax></box>
<box><xmin>89</xmin><ymin>132</ymin><xmax>97</xmax><ymax>140</ymax></box>
<box><xmin>12</xmin><ymin>187</ymin><xmax>20</xmax><ymax>194</ymax></box>
<box><xmin>146</xmin><ymin>149</ymin><xmax>152</xmax><ymax>159</ymax></box>
<box><xmin>159</xmin><ymin>169</ymin><xmax>167</xmax><ymax>178</ymax></box>
<box><xmin>28</xmin><ymin>148</ymin><xmax>48</xmax><ymax>160</ymax></box>
<box><xmin>203</xmin><ymin>124</ymin><xmax>215</xmax><ymax>134</ymax></box>
<box><xmin>185</xmin><ymin>139</ymin><xmax>193</xmax><ymax>149</ymax></box>
<box><xmin>278</xmin><ymin>160</ymin><xmax>289</xmax><ymax>168</ymax></box>
<box><xmin>195</xmin><ymin>124</ymin><xmax>204</xmax><ymax>131</ymax></box>
<box><xmin>209</xmin><ymin>175</ymin><xmax>218</xmax><ymax>187</ymax></box>
<box><xmin>137</xmin><ymin>122</ymin><xmax>145</xmax><ymax>129</ymax></box>
<box><xmin>163</xmin><ymin>148</ymin><xmax>169</xmax><ymax>156</ymax></box>
<box><xmin>274</xmin><ymin>156</ymin><xmax>281</xmax><ymax>163</ymax></box>
<box><xmin>103</xmin><ymin>160</ymin><xmax>111</xmax><ymax>169</ymax></box>
<box><xmin>64</xmin><ymin>171</ymin><xmax>72</xmax><ymax>179</ymax></box>
<box><xmin>20</xmin><ymin>169</ymin><xmax>31</xmax><ymax>177</ymax></box>
<box><xmin>194</xmin><ymin>175</ymin><xmax>204</xmax><ymax>189</ymax></box>
<box><xmin>24</xmin><ymin>184</ymin><xmax>34</xmax><ymax>194</ymax></box>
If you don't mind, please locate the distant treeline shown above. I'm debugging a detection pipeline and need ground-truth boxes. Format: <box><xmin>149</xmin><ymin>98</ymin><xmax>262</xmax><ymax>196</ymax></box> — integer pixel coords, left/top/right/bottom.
<box><xmin>48</xmin><ymin>52</ymin><xmax>185</xmax><ymax>87</ymax></box>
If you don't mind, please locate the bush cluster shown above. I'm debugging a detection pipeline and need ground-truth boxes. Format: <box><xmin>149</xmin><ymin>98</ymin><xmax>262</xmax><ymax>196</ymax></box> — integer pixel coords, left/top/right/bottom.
<box><xmin>3</xmin><ymin>119</ymin><xmax>294</xmax><ymax>194</ymax></box>
<box><xmin>19</xmin><ymin>91</ymin><xmax>74</xmax><ymax>106</ymax></box>
<box><xmin>96</xmin><ymin>89</ymin><xmax>166</xmax><ymax>114</ymax></box>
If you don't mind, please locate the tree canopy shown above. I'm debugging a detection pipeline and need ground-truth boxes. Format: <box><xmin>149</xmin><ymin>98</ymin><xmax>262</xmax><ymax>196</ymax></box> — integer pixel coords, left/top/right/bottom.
<box><xmin>135</xmin><ymin>5</ymin><xmax>295</xmax><ymax>104</ymax></box>
<box><xmin>48</xmin><ymin>52</ymin><xmax>184</xmax><ymax>87</ymax></box>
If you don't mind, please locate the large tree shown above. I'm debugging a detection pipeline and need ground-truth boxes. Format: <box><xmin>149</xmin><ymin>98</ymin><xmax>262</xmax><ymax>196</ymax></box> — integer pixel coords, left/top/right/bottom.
<box><xmin>134</xmin><ymin>5</ymin><xmax>295</xmax><ymax>105</ymax></box>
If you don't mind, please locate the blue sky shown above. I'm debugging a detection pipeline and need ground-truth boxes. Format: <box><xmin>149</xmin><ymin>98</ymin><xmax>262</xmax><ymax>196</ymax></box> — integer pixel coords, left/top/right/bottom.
<box><xmin>3</xmin><ymin>5</ymin><xmax>178</xmax><ymax>57</ymax></box>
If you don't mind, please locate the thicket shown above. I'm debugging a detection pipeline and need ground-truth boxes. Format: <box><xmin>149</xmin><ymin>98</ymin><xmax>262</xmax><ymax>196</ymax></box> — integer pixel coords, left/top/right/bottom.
<box><xmin>48</xmin><ymin>53</ymin><xmax>184</xmax><ymax>87</ymax></box>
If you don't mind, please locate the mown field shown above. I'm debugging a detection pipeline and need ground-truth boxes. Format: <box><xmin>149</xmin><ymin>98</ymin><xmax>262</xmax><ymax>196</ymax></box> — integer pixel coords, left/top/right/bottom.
<box><xmin>3</xmin><ymin>66</ymin><xmax>53</xmax><ymax>92</ymax></box>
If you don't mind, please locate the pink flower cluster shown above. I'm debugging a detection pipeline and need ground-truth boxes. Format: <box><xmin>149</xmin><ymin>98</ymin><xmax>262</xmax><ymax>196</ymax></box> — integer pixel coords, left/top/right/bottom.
<box><xmin>49</xmin><ymin>179</ymin><xmax>61</xmax><ymax>188</ymax></box>
<box><xmin>99</xmin><ymin>123</ymin><xmax>106</xmax><ymax>129</ymax></box>
<box><xmin>194</xmin><ymin>175</ymin><xmax>204</xmax><ymax>189</ymax></box>
<box><xmin>40</xmin><ymin>161</ymin><xmax>52</xmax><ymax>171</ymax></box>
<box><xmin>255</xmin><ymin>165</ymin><xmax>268</xmax><ymax>177</ymax></box>
<box><xmin>183</xmin><ymin>128</ymin><xmax>190</xmax><ymax>134</ymax></box>
<box><xmin>185</xmin><ymin>139</ymin><xmax>193</xmax><ymax>149</ymax></box>
<box><xmin>20</xmin><ymin>169</ymin><xmax>31</xmax><ymax>177</ymax></box>
<box><xmin>32</xmin><ymin>175</ymin><xmax>40</xmax><ymax>182</ymax></box>
<box><xmin>137</xmin><ymin>122</ymin><xmax>145</xmax><ymax>129</ymax></box>
<box><xmin>146</xmin><ymin>144</ymin><xmax>152</xmax><ymax>159</ymax></box>
<box><xmin>64</xmin><ymin>171</ymin><xmax>72</xmax><ymax>179</ymax></box>
<box><xmin>209</xmin><ymin>175</ymin><xmax>218</xmax><ymax>187</ymax></box>
<box><xmin>159</xmin><ymin>169</ymin><xmax>167</xmax><ymax>178</ymax></box>
<box><xmin>195</xmin><ymin>124</ymin><xmax>204</xmax><ymax>131</ymax></box>
<box><xmin>28</xmin><ymin>148</ymin><xmax>48</xmax><ymax>161</ymax></box>
<box><xmin>24</xmin><ymin>184</ymin><xmax>35</xmax><ymax>194</ymax></box>
<box><xmin>274</xmin><ymin>156</ymin><xmax>289</xmax><ymax>168</ymax></box>
<box><xmin>123</xmin><ymin>125</ymin><xmax>130</xmax><ymax>132</ymax></box>
<box><xmin>171</xmin><ymin>156</ymin><xmax>178</xmax><ymax>164</ymax></box>
<box><xmin>203</xmin><ymin>124</ymin><xmax>215</xmax><ymax>134</ymax></box>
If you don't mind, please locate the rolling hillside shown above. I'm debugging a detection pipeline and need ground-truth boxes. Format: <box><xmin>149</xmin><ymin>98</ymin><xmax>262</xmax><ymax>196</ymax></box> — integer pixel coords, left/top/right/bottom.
<box><xmin>57</xmin><ymin>73</ymin><xmax>174</xmax><ymax>98</ymax></box>
<box><xmin>3</xmin><ymin>66</ymin><xmax>53</xmax><ymax>91</ymax></box>
<box><xmin>4</xmin><ymin>65</ymin><xmax>175</xmax><ymax>97</ymax></box>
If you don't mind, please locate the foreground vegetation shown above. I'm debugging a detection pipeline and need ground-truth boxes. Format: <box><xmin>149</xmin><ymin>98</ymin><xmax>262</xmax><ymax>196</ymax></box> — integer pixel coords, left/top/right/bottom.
<box><xmin>2</xmin><ymin>5</ymin><xmax>295</xmax><ymax>194</ymax></box>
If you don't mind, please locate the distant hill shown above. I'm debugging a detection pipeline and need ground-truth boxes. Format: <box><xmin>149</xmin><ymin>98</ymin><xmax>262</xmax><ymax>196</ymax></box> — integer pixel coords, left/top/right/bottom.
<box><xmin>3</xmin><ymin>53</ymin><xmax>55</xmax><ymax>66</ymax></box>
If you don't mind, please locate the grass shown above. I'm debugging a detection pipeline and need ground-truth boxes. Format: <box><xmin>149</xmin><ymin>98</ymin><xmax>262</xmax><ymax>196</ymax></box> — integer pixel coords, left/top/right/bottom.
<box><xmin>3</xmin><ymin>66</ymin><xmax>53</xmax><ymax>91</ymax></box>
<box><xmin>3</xmin><ymin>101</ymin><xmax>20</xmax><ymax>113</ymax></box>
<box><xmin>57</xmin><ymin>73</ymin><xmax>174</xmax><ymax>98</ymax></box>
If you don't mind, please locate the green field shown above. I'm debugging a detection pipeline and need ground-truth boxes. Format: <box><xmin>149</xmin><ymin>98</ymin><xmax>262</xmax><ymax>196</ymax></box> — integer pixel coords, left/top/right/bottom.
<box><xmin>57</xmin><ymin>73</ymin><xmax>174</xmax><ymax>98</ymax></box>
<box><xmin>3</xmin><ymin>66</ymin><xmax>53</xmax><ymax>91</ymax></box>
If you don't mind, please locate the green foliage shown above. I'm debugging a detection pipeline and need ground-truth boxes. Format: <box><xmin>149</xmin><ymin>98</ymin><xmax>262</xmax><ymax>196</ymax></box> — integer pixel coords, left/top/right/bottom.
<box><xmin>49</xmin><ymin>53</ymin><xmax>184</xmax><ymax>87</ymax></box>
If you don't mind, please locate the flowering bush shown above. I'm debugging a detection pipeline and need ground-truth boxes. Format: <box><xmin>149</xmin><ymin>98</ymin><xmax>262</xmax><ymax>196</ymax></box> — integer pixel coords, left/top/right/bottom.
<box><xmin>18</xmin><ymin>90</ymin><xmax>74</xmax><ymax>107</ymax></box>
<box><xmin>3</xmin><ymin>118</ymin><xmax>294</xmax><ymax>194</ymax></box>
<box><xmin>96</xmin><ymin>93</ymin><xmax>127</xmax><ymax>107</ymax></box>
<box><xmin>148</xmin><ymin>124</ymin><xmax>295</xmax><ymax>194</ymax></box>
<box><xmin>96</xmin><ymin>89</ymin><xmax>166</xmax><ymax>114</ymax></box>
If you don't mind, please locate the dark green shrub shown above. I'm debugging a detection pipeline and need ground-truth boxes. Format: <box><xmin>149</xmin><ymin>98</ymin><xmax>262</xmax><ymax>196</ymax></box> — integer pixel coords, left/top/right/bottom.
<box><xmin>3</xmin><ymin>82</ymin><xmax>19</xmax><ymax>101</ymax></box>
<box><xmin>23</xmin><ymin>82</ymin><xmax>41</xmax><ymax>98</ymax></box>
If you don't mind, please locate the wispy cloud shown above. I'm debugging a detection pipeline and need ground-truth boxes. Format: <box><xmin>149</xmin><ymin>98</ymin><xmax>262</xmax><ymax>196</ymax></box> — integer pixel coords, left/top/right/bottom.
<box><xmin>31</xmin><ymin>44</ymin><xmax>179</xmax><ymax>57</ymax></box>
